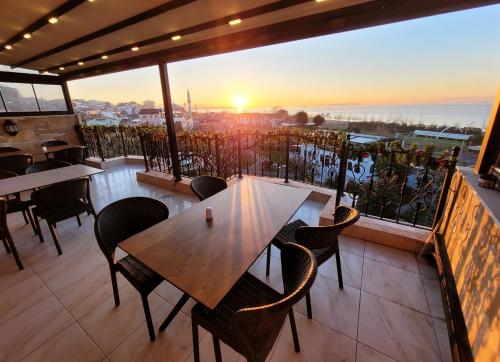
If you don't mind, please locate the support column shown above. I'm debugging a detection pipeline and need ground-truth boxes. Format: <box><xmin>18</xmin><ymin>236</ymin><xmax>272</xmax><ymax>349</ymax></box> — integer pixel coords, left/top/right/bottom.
<box><xmin>158</xmin><ymin>63</ymin><xmax>181</xmax><ymax>182</ymax></box>
<box><xmin>61</xmin><ymin>81</ymin><xmax>75</xmax><ymax>114</ymax></box>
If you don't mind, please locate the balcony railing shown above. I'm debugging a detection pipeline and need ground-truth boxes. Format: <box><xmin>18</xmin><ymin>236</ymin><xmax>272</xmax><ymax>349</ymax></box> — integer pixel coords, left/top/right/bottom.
<box><xmin>77</xmin><ymin>125</ymin><xmax>459</xmax><ymax>228</ymax></box>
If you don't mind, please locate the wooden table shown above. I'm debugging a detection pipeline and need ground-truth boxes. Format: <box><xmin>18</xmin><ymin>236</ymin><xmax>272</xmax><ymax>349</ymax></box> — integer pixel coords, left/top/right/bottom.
<box><xmin>120</xmin><ymin>178</ymin><xmax>310</xmax><ymax>322</ymax></box>
<box><xmin>0</xmin><ymin>145</ymin><xmax>85</xmax><ymax>158</ymax></box>
<box><xmin>0</xmin><ymin>164</ymin><xmax>104</xmax><ymax>196</ymax></box>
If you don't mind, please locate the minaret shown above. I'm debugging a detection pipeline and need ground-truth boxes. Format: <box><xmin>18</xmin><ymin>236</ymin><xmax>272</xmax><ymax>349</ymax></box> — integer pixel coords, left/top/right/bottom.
<box><xmin>187</xmin><ymin>89</ymin><xmax>192</xmax><ymax>116</ymax></box>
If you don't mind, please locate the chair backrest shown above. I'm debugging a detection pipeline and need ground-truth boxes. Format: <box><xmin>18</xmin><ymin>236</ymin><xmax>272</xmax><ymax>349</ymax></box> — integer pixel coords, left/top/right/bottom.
<box><xmin>190</xmin><ymin>175</ymin><xmax>228</xmax><ymax>201</ymax></box>
<box><xmin>0</xmin><ymin>147</ymin><xmax>21</xmax><ymax>153</ymax></box>
<box><xmin>0</xmin><ymin>154</ymin><xmax>33</xmax><ymax>175</ymax></box>
<box><xmin>26</xmin><ymin>160</ymin><xmax>72</xmax><ymax>174</ymax></box>
<box><xmin>53</xmin><ymin>147</ymin><xmax>85</xmax><ymax>165</ymax></box>
<box><xmin>294</xmin><ymin>205</ymin><xmax>360</xmax><ymax>252</ymax></box>
<box><xmin>232</xmin><ymin>243</ymin><xmax>317</xmax><ymax>359</ymax></box>
<box><xmin>0</xmin><ymin>198</ymin><xmax>8</xmax><ymax>236</ymax></box>
<box><xmin>94</xmin><ymin>197</ymin><xmax>169</xmax><ymax>263</ymax></box>
<box><xmin>0</xmin><ymin>170</ymin><xmax>18</xmax><ymax>180</ymax></box>
<box><xmin>41</xmin><ymin>140</ymin><xmax>68</xmax><ymax>147</ymax></box>
<box><xmin>31</xmin><ymin>177</ymin><xmax>90</xmax><ymax>212</ymax></box>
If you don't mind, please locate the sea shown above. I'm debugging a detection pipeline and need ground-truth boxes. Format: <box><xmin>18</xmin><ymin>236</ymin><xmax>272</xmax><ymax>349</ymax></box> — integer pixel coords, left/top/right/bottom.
<box><xmin>197</xmin><ymin>103</ymin><xmax>493</xmax><ymax>129</ymax></box>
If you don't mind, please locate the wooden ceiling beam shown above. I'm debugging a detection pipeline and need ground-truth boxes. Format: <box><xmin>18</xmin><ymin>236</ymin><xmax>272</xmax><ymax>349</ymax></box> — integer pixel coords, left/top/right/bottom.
<box><xmin>10</xmin><ymin>0</ymin><xmax>197</xmax><ymax>69</ymax></box>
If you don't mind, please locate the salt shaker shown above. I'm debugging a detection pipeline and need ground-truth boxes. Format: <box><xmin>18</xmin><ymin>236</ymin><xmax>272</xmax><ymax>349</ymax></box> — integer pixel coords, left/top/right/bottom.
<box><xmin>206</xmin><ymin>207</ymin><xmax>213</xmax><ymax>221</ymax></box>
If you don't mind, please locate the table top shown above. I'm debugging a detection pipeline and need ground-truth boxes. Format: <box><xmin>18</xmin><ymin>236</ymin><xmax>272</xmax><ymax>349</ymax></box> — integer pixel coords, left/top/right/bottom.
<box><xmin>0</xmin><ymin>164</ymin><xmax>104</xmax><ymax>196</ymax></box>
<box><xmin>0</xmin><ymin>144</ymin><xmax>85</xmax><ymax>158</ymax></box>
<box><xmin>119</xmin><ymin>178</ymin><xmax>311</xmax><ymax>309</ymax></box>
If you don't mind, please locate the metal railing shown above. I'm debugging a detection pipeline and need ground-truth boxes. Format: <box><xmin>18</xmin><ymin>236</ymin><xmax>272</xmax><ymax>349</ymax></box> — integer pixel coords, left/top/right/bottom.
<box><xmin>78</xmin><ymin>125</ymin><xmax>459</xmax><ymax>228</ymax></box>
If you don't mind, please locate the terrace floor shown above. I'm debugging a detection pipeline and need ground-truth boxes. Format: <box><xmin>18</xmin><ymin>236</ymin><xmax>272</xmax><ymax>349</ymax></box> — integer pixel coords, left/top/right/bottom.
<box><xmin>0</xmin><ymin>165</ymin><xmax>451</xmax><ymax>362</ymax></box>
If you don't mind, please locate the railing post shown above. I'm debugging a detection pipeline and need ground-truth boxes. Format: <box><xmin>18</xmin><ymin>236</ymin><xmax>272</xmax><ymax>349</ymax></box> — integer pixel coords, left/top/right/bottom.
<box><xmin>215</xmin><ymin>134</ymin><xmax>221</xmax><ymax>178</ymax></box>
<box><xmin>237</xmin><ymin>130</ymin><xmax>242</xmax><ymax>178</ymax></box>
<box><xmin>432</xmin><ymin>146</ymin><xmax>460</xmax><ymax>228</ymax></box>
<box><xmin>335</xmin><ymin>135</ymin><xmax>350</xmax><ymax>208</ymax></box>
<box><xmin>119</xmin><ymin>126</ymin><xmax>128</xmax><ymax>157</ymax></box>
<box><xmin>284</xmin><ymin>131</ymin><xmax>290</xmax><ymax>183</ymax></box>
<box><xmin>94</xmin><ymin>127</ymin><xmax>105</xmax><ymax>162</ymax></box>
<box><xmin>139</xmin><ymin>133</ymin><xmax>150</xmax><ymax>172</ymax></box>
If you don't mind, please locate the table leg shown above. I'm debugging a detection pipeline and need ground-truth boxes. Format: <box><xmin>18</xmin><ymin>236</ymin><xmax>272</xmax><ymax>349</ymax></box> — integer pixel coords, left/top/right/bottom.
<box><xmin>159</xmin><ymin>293</ymin><xmax>190</xmax><ymax>332</ymax></box>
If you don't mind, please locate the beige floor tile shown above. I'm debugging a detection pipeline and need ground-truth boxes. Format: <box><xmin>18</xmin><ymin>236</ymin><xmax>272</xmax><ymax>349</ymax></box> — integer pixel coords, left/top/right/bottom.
<box><xmin>416</xmin><ymin>255</ymin><xmax>439</xmax><ymax>278</ymax></box>
<box><xmin>422</xmin><ymin>275</ymin><xmax>446</xmax><ymax>319</ymax></box>
<box><xmin>270</xmin><ymin>312</ymin><xmax>357</xmax><ymax>362</ymax></box>
<box><xmin>0</xmin><ymin>256</ymin><xmax>34</xmax><ymax>291</ymax></box>
<box><xmin>339</xmin><ymin>235</ymin><xmax>365</xmax><ymax>257</ymax></box>
<box><xmin>356</xmin><ymin>343</ymin><xmax>396</xmax><ymax>362</ymax></box>
<box><xmin>108</xmin><ymin>302</ymin><xmax>203</xmax><ymax>362</ymax></box>
<box><xmin>358</xmin><ymin>291</ymin><xmax>441</xmax><ymax>362</ymax></box>
<box><xmin>0</xmin><ymin>296</ymin><xmax>73</xmax><ymax>361</ymax></box>
<box><xmin>361</xmin><ymin>259</ymin><xmax>429</xmax><ymax>314</ymax></box>
<box><xmin>433</xmin><ymin>317</ymin><xmax>452</xmax><ymax>362</ymax></box>
<box><xmin>319</xmin><ymin>250</ymin><xmax>363</xmax><ymax>289</ymax></box>
<box><xmin>0</xmin><ymin>274</ymin><xmax>52</xmax><ymax>326</ymax></box>
<box><xmin>21</xmin><ymin>323</ymin><xmax>104</xmax><ymax>362</ymax></box>
<box><xmin>294</xmin><ymin>274</ymin><xmax>360</xmax><ymax>338</ymax></box>
<box><xmin>154</xmin><ymin>281</ymin><xmax>196</xmax><ymax>317</ymax></box>
<box><xmin>79</xmin><ymin>285</ymin><xmax>165</xmax><ymax>355</ymax></box>
<box><xmin>364</xmin><ymin>242</ymin><xmax>419</xmax><ymax>273</ymax></box>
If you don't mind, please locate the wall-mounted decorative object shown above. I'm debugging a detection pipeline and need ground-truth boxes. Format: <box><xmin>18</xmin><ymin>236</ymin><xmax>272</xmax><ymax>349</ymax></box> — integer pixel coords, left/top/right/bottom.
<box><xmin>3</xmin><ymin>119</ymin><xmax>19</xmax><ymax>136</ymax></box>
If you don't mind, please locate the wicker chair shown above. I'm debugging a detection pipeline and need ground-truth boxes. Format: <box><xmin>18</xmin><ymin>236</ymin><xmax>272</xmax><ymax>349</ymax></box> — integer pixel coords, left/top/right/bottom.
<box><xmin>53</xmin><ymin>147</ymin><xmax>85</xmax><ymax>165</ymax></box>
<box><xmin>0</xmin><ymin>154</ymin><xmax>33</xmax><ymax>175</ymax></box>
<box><xmin>26</xmin><ymin>160</ymin><xmax>72</xmax><ymax>174</ymax></box>
<box><xmin>31</xmin><ymin>177</ymin><xmax>95</xmax><ymax>254</ymax></box>
<box><xmin>0</xmin><ymin>147</ymin><xmax>21</xmax><ymax>153</ymax></box>
<box><xmin>0</xmin><ymin>198</ymin><xmax>23</xmax><ymax>270</ymax></box>
<box><xmin>192</xmin><ymin>243</ymin><xmax>317</xmax><ymax>362</ymax></box>
<box><xmin>0</xmin><ymin>170</ymin><xmax>36</xmax><ymax>234</ymax></box>
<box><xmin>265</xmin><ymin>205</ymin><xmax>360</xmax><ymax>319</ymax></box>
<box><xmin>94</xmin><ymin>197</ymin><xmax>173</xmax><ymax>342</ymax></box>
<box><xmin>190</xmin><ymin>176</ymin><xmax>228</xmax><ymax>201</ymax></box>
<box><xmin>41</xmin><ymin>140</ymin><xmax>68</xmax><ymax>147</ymax></box>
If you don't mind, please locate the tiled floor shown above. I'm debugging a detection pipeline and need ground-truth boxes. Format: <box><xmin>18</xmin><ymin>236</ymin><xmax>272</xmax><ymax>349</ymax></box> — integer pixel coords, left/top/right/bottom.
<box><xmin>0</xmin><ymin>165</ymin><xmax>451</xmax><ymax>362</ymax></box>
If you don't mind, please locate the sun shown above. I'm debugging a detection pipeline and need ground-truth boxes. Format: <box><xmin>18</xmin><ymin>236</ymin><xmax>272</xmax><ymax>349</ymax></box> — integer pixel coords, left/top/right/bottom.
<box><xmin>233</xmin><ymin>95</ymin><xmax>247</xmax><ymax>112</ymax></box>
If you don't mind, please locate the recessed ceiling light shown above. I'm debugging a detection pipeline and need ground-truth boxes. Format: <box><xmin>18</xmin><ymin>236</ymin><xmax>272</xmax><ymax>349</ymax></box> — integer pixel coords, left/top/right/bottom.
<box><xmin>88</xmin><ymin>0</ymin><xmax>94</xmax><ymax>2</ymax></box>
<box><xmin>171</xmin><ymin>35</ymin><xmax>181</xmax><ymax>41</ymax></box>
<box><xmin>101</xmin><ymin>55</ymin><xmax>108</xmax><ymax>59</ymax></box>
<box><xmin>42</xmin><ymin>71</ymin><xmax>49</xmax><ymax>74</ymax></box>
<box><xmin>315</xmin><ymin>0</ymin><xmax>326</xmax><ymax>2</ymax></box>
<box><xmin>228</xmin><ymin>19</ymin><xmax>242</xmax><ymax>26</ymax></box>
<box><xmin>78</xmin><ymin>61</ymin><xmax>84</xmax><ymax>66</ymax></box>
<box><xmin>48</xmin><ymin>17</ymin><xmax>58</xmax><ymax>24</ymax></box>
<box><xmin>23</xmin><ymin>33</ymin><xmax>32</xmax><ymax>39</ymax></box>
<box><xmin>5</xmin><ymin>45</ymin><xmax>12</xmax><ymax>50</ymax></box>
<box><xmin>131</xmin><ymin>46</ymin><xmax>139</xmax><ymax>52</ymax></box>
<box><xmin>59</xmin><ymin>66</ymin><xmax>65</xmax><ymax>70</ymax></box>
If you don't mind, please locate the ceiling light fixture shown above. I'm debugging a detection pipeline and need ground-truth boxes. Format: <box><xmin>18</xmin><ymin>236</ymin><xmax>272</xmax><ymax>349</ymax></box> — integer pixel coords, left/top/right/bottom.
<box><xmin>5</xmin><ymin>45</ymin><xmax>12</xmax><ymax>50</ymax></box>
<box><xmin>228</xmin><ymin>19</ymin><xmax>242</xmax><ymax>26</ymax></box>
<box><xmin>131</xmin><ymin>46</ymin><xmax>139</xmax><ymax>52</ymax></box>
<box><xmin>48</xmin><ymin>17</ymin><xmax>58</xmax><ymax>24</ymax></box>
<box><xmin>101</xmin><ymin>55</ymin><xmax>108</xmax><ymax>59</ymax></box>
<box><xmin>23</xmin><ymin>33</ymin><xmax>32</xmax><ymax>39</ymax></box>
<box><xmin>59</xmin><ymin>66</ymin><xmax>65</xmax><ymax>70</ymax></box>
<box><xmin>171</xmin><ymin>35</ymin><xmax>181</xmax><ymax>41</ymax></box>
<box><xmin>78</xmin><ymin>61</ymin><xmax>84</xmax><ymax>66</ymax></box>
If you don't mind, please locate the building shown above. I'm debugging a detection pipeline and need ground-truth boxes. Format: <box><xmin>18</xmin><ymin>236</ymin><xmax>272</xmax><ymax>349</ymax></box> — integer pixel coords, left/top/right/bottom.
<box><xmin>143</xmin><ymin>100</ymin><xmax>155</xmax><ymax>109</ymax></box>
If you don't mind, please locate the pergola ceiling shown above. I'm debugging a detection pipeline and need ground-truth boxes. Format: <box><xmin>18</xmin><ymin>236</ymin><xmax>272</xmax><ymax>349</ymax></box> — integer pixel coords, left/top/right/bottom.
<box><xmin>0</xmin><ymin>0</ymin><xmax>497</xmax><ymax>80</ymax></box>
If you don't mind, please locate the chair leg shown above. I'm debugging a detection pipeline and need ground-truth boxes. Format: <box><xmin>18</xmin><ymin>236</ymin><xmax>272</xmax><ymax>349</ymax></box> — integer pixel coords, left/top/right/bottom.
<box><xmin>192</xmin><ymin>320</ymin><xmax>200</xmax><ymax>362</ymax></box>
<box><xmin>159</xmin><ymin>293</ymin><xmax>190</xmax><ymax>332</ymax></box>
<box><xmin>305</xmin><ymin>292</ymin><xmax>312</xmax><ymax>319</ymax></box>
<box><xmin>48</xmin><ymin>222</ymin><xmax>62</xmax><ymax>255</ymax></box>
<box><xmin>2</xmin><ymin>238</ymin><xmax>11</xmax><ymax>253</ymax></box>
<box><xmin>212</xmin><ymin>335</ymin><xmax>222</xmax><ymax>362</ymax></box>
<box><xmin>335</xmin><ymin>249</ymin><xmax>344</xmax><ymax>289</ymax></box>
<box><xmin>25</xmin><ymin>208</ymin><xmax>37</xmax><ymax>235</ymax></box>
<box><xmin>110</xmin><ymin>269</ymin><xmax>120</xmax><ymax>306</ymax></box>
<box><xmin>265</xmin><ymin>244</ymin><xmax>271</xmax><ymax>277</ymax></box>
<box><xmin>288</xmin><ymin>309</ymin><xmax>300</xmax><ymax>352</ymax></box>
<box><xmin>6</xmin><ymin>234</ymin><xmax>23</xmax><ymax>270</ymax></box>
<box><xmin>76</xmin><ymin>214</ymin><xmax>82</xmax><ymax>227</ymax></box>
<box><xmin>33</xmin><ymin>212</ymin><xmax>44</xmax><ymax>243</ymax></box>
<box><xmin>141</xmin><ymin>294</ymin><xmax>156</xmax><ymax>342</ymax></box>
<box><xmin>21</xmin><ymin>209</ymin><xmax>29</xmax><ymax>224</ymax></box>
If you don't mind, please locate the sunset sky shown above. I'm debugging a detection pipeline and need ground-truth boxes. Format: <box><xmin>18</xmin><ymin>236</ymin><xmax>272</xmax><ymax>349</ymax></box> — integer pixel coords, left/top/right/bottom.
<box><xmin>68</xmin><ymin>4</ymin><xmax>500</xmax><ymax>110</ymax></box>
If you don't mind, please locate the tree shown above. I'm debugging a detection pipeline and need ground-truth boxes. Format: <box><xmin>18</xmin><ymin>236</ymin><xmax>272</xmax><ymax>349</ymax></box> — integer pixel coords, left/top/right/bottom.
<box><xmin>312</xmin><ymin>114</ymin><xmax>325</xmax><ymax>127</ymax></box>
<box><xmin>295</xmin><ymin>111</ymin><xmax>308</xmax><ymax>127</ymax></box>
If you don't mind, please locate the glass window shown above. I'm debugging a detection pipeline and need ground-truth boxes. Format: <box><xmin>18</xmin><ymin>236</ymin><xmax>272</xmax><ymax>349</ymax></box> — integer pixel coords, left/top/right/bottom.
<box><xmin>0</xmin><ymin>95</ymin><xmax>5</xmax><ymax>112</ymax></box>
<box><xmin>33</xmin><ymin>84</ymin><xmax>68</xmax><ymax>111</ymax></box>
<box><xmin>0</xmin><ymin>82</ymin><xmax>39</xmax><ymax>112</ymax></box>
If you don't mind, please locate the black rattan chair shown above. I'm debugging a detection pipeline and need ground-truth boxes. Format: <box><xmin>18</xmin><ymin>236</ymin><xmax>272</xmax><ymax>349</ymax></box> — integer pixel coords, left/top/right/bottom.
<box><xmin>94</xmin><ymin>197</ymin><xmax>172</xmax><ymax>342</ymax></box>
<box><xmin>265</xmin><ymin>205</ymin><xmax>360</xmax><ymax>319</ymax></box>
<box><xmin>41</xmin><ymin>140</ymin><xmax>68</xmax><ymax>147</ymax></box>
<box><xmin>0</xmin><ymin>154</ymin><xmax>33</xmax><ymax>175</ymax></box>
<box><xmin>31</xmin><ymin>177</ymin><xmax>95</xmax><ymax>254</ymax></box>
<box><xmin>53</xmin><ymin>147</ymin><xmax>85</xmax><ymax>165</ymax></box>
<box><xmin>0</xmin><ymin>198</ymin><xmax>23</xmax><ymax>270</ymax></box>
<box><xmin>0</xmin><ymin>147</ymin><xmax>21</xmax><ymax>153</ymax></box>
<box><xmin>26</xmin><ymin>160</ymin><xmax>72</xmax><ymax>174</ymax></box>
<box><xmin>0</xmin><ymin>170</ymin><xmax>36</xmax><ymax>234</ymax></box>
<box><xmin>192</xmin><ymin>243</ymin><xmax>317</xmax><ymax>362</ymax></box>
<box><xmin>190</xmin><ymin>176</ymin><xmax>228</xmax><ymax>201</ymax></box>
